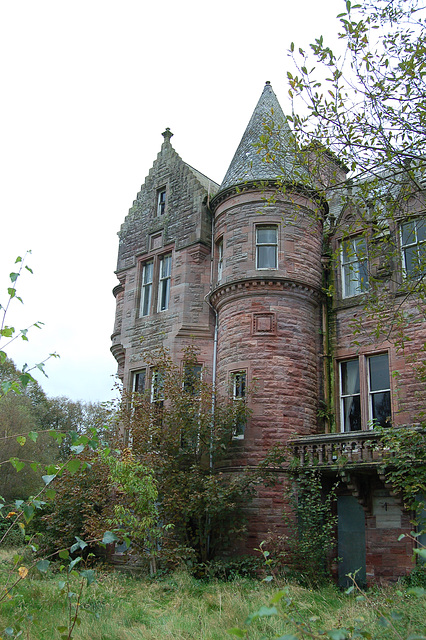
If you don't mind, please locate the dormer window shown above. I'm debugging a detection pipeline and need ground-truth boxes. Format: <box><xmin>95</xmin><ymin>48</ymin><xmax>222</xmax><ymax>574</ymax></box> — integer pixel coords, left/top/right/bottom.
<box><xmin>157</xmin><ymin>188</ymin><xmax>166</xmax><ymax>216</ymax></box>
<box><xmin>341</xmin><ymin>236</ymin><xmax>368</xmax><ymax>298</ymax></box>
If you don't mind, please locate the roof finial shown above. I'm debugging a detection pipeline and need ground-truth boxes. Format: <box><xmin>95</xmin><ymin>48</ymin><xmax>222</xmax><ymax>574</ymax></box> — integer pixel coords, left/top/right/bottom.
<box><xmin>265</xmin><ymin>80</ymin><xmax>271</xmax><ymax>85</ymax></box>
<box><xmin>162</xmin><ymin>128</ymin><xmax>174</xmax><ymax>143</ymax></box>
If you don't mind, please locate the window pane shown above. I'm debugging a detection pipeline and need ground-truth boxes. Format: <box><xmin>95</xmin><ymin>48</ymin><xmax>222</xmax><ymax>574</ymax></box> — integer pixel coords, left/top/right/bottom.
<box><xmin>341</xmin><ymin>360</ymin><xmax>360</xmax><ymax>395</ymax></box>
<box><xmin>342</xmin><ymin>238</ymin><xmax>368</xmax><ymax>297</ymax></box>
<box><xmin>162</xmin><ymin>254</ymin><xmax>172</xmax><ymax>277</ymax></box>
<box><xmin>233</xmin><ymin>372</ymin><xmax>246</xmax><ymax>399</ymax></box>
<box><xmin>417</xmin><ymin>219</ymin><xmax>426</xmax><ymax>242</ymax></box>
<box><xmin>368</xmin><ymin>354</ymin><xmax>390</xmax><ymax>391</ymax></box>
<box><xmin>159</xmin><ymin>279</ymin><xmax>170</xmax><ymax>311</ymax></box>
<box><xmin>258</xmin><ymin>245</ymin><xmax>277</xmax><ymax>269</ymax></box>
<box><xmin>141</xmin><ymin>283</ymin><xmax>152</xmax><ymax>316</ymax></box>
<box><xmin>404</xmin><ymin>246</ymin><xmax>416</xmax><ymax>274</ymax></box>
<box><xmin>344</xmin><ymin>266</ymin><xmax>358</xmax><ymax>297</ymax></box>
<box><xmin>144</xmin><ymin>262</ymin><xmax>153</xmax><ymax>284</ymax></box>
<box><xmin>157</xmin><ymin>190</ymin><xmax>166</xmax><ymax>216</ymax></box>
<box><xmin>257</xmin><ymin>227</ymin><xmax>277</xmax><ymax>244</ymax></box>
<box><xmin>184</xmin><ymin>365</ymin><xmax>202</xmax><ymax>394</ymax></box>
<box><xmin>342</xmin><ymin>396</ymin><xmax>361</xmax><ymax>432</ymax></box>
<box><xmin>402</xmin><ymin>221</ymin><xmax>415</xmax><ymax>246</ymax></box>
<box><xmin>371</xmin><ymin>391</ymin><xmax>392</xmax><ymax>427</ymax></box>
<box><xmin>151</xmin><ymin>371</ymin><xmax>164</xmax><ymax>402</ymax></box>
<box><xmin>133</xmin><ymin>370</ymin><xmax>146</xmax><ymax>393</ymax></box>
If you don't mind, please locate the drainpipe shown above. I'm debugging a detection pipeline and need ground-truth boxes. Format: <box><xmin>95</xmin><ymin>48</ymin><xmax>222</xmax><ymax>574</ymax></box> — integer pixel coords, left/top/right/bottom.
<box><xmin>206</xmin><ymin>200</ymin><xmax>218</xmax><ymax>470</ymax></box>
<box><xmin>204</xmin><ymin>189</ymin><xmax>219</xmax><ymax>559</ymax></box>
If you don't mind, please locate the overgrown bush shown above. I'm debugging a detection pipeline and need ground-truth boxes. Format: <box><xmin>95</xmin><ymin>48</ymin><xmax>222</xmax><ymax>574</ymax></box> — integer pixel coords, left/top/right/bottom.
<box><xmin>263</xmin><ymin>469</ymin><xmax>338</xmax><ymax>587</ymax></box>
<box><xmin>30</xmin><ymin>449</ymin><xmax>114</xmax><ymax>557</ymax></box>
<box><xmin>120</xmin><ymin>346</ymin><xmax>256</xmax><ymax>567</ymax></box>
<box><xmin>402</xmin><ymin>563</ymin><xmax>426</xmax><ymax>589</ymax></box>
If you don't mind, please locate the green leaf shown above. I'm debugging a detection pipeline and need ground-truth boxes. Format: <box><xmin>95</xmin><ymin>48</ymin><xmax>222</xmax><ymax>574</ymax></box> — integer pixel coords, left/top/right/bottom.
<box><xmin>257</xmin><ymin>606</ymin><xmax>277</xmax><ymax>617</ymax></box>
<box><xmin>56</xmin><ymin>627</ymin><xmax>68</xmax><ymax>633</ymax></box>
<box><xmin>9</xmin><ymin>272</ymin><xmax>19</xmax><ymax>282</ymax></box>
<box><xmin>36</xmin><ymin>559</ymin><xmax>50</xmax><ymax>573</ymax></box>
<box><xmin>19</xmin><ymin>373</ymin><xmax>32</xmax><ymax>388</ymax></box>
<box><xmin>270</xmin><ymin>590</ymin><xmax>288</xmax><ymax>604</ymax></box>
<box><xmin>407</xmin><ymin>587</ymin><xmax>426</xmax><ymax>597</ymax></box>
<box><xmin>227</xmin><ymin>628</ymin><xmax>247</xmax><ymax>637</ymax></box>
<box><xmin>10</xmin><ymin>458</ymin><xmax>25</xmax><ymax>472</ymax></box>
<box><xmin>42</xmin><ymin>474</ymin><xmax>56</xmax><ymax>485</ymax></box>
<box><xmin>59</xmin><ymin>549</ymin><xmax>70</xmax><ymax>559</ymax></box>
<box><xmin>414</xmin><ymin>548</ymin><xmax>426</xmax><ymax>560</ymax></box>
<box><xmin>69</xmin><ymin>557</ymin><xmax>81</xmax><ymax>571</ymax></box>
<box><xmin>80</xmin><ymin>569</ymin><xmax>96</xmax><ymax>586</ymax></box>
<box><xmin>378</xmin><ymin>616</ymin><xmax>391</xmax><ymax>628</ymax></box>
<box><xmin>390</xmin><ymin>611</ymin><xmax>403</xmax><ymax>620</ymax></box>
<box><xmin>66</xmin><ymin>459</ymin><xmax>81</xmax><ymax>475</ymax></box>
<box><xmin>276</xmin><ymin>636</ymin><xmax>298</xmax><ymax>640</ymax></box>
<box><xmin>16</xmin><ymin>436</ymin><xmax>26</xmax><ymax>446</ymax></box>
<box><xmin>28</xmin><ymin>431</ymin><xmax>38</xmax><ymax>442</ymax></box>
<box><xmin>71</xmin><ymin>445</ymin><xmax>85</xmax><ymax>455</ymax></box>
<box><xmin>0</xmin><ymin>350</ymin><xmax>6</xmax><ymax>364</ymax></box>
<box><xmin>23</xmin><ymin>504</ymin><xmax>35</xmax><ymax>523</ymax></box>
<box><xmin>45</xmin><ymin>488</ymin><xmax>56</xmax><ymax>500</ymax></box>
<box><xmin>327</xmin><ymin>631</ymin><xmax>349</xmax><ymax>640</ymax></box>
<box><xmin>102</xmin><ymin>531</ymin><xmax>118</xmax><ymax>545</ymax></box>
<box><xmin>70</xmin><ymin>537</ymin><xmax>88</xmax><ymax>553</ymax></box>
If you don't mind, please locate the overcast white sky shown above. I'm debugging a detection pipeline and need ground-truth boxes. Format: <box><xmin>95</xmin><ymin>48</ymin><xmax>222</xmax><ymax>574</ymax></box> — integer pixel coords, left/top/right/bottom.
<box><xmin>0</xmin><ymin>0</ymin><xmax>344</xmax><ymax>403</ymax></box>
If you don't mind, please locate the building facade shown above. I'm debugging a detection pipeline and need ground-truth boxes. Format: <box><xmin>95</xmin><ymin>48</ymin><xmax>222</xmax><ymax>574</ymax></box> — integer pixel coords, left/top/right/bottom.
<box><xmin>111</xmin><ymin>82</ymin><xmax>425</xmax><ymax>584</ymax></box>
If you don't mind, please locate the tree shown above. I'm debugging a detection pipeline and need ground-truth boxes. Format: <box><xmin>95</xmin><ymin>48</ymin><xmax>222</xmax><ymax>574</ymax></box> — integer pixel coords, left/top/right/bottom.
<box><xmin>0</xmin><ymin>358</ymin><xmax>60</xmax><ymax>500</ymax></box>
<box><xmin>252</xmin><ymin>1</ymin><xmax>426</xmax><ymax>431</ymax></box>
<box><xmin>119</xmin><ymin>346</ymin><xmax>255</xmax><ymax>567</ymax></box>
<box><xmin>0</xmin><ymin>252</ymin><xmax>58</xmax><ymax>397</ymax></box>
<box><xmin>287</xmin><ymin>0</ymin><xmax>425</xmax><ymax>187</ymax></box>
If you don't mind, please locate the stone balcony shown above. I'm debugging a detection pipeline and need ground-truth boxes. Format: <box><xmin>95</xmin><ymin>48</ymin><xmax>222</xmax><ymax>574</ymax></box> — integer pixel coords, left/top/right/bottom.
<box><xmin>288</xmin><ymin>430</ymin><xmax>385</xmax><ymax>473</ymax></box>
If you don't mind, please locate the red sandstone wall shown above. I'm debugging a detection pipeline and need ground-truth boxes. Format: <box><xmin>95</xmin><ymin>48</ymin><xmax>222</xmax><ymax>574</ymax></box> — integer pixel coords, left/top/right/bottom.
<box><xmin>212</xmin><ymin>187</ymin><xmax>325</xmax><ymax>466</ymax></box>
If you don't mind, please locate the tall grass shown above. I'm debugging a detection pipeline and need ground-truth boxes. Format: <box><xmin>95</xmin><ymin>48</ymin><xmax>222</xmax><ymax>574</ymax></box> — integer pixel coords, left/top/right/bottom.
<box><xmin>0</xmin><ymin>550</ymin><xmax>425</xmax><ymax>639</ymax></box>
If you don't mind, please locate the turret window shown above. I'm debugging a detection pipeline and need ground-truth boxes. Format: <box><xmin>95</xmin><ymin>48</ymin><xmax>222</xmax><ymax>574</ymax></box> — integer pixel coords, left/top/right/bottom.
<box><xmin>217</xmin><ymin>238</ymin><xmax>223</xmax><ymax>283</ymax></box>
<box><xmin>231</xmin><ymin>371</ymin><xmax>247</xmax><ymax>438</ymax></box>
<box><xmin>256</xmin><ymin>225</ymin><xmax>278</xmax><ymax>269</ymax></box>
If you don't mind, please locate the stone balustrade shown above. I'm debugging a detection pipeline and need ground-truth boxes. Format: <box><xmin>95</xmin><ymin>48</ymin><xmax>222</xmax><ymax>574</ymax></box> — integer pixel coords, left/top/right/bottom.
<box><xmin>288</xmin><ymin>430</ymin><xmax>385</xmax><ymax>469</ymax></box>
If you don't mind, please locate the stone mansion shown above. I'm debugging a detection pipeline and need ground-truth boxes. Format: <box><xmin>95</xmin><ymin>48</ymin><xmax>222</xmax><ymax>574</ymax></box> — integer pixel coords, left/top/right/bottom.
<box><xmin>111</xmin><ymin>82</ymin><xmax>426</xmax><ymax>585</ymax></box>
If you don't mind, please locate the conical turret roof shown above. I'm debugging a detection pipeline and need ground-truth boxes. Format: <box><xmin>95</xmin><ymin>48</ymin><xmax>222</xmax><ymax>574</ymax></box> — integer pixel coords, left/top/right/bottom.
<box><xmin>220</xmin><ymin>82</ymin><xmax>297</xmax><ymax>191</ymax></box>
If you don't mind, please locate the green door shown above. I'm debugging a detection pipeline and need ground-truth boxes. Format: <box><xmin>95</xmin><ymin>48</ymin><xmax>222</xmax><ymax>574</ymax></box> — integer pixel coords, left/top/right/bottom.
<box><xmin>337</xmin><ymin>495</ymin><xmax>366</xmax><ymax>587</ymax></box>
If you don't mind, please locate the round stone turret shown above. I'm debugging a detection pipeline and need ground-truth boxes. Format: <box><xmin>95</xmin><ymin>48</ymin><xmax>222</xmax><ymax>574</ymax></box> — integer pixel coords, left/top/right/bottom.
<box><xmin>210</xmin><ymin>83</ymin><xmax>326</xmax><ymax>467</ymax></box>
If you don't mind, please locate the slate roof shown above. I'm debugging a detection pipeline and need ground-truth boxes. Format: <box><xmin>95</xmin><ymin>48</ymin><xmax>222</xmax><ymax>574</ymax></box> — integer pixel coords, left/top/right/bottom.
<box><xmin>219</xmin><ymin>82</ymin><xmax>298</xmax><ymax>191</ymax></box>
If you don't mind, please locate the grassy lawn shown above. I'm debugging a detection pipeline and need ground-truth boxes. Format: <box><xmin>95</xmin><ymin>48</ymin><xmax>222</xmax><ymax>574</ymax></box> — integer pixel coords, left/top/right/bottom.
<box><xmin>0</xmin><ymin>549</ymin><xmax>425</xmax><ymax>639</ymax></box>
